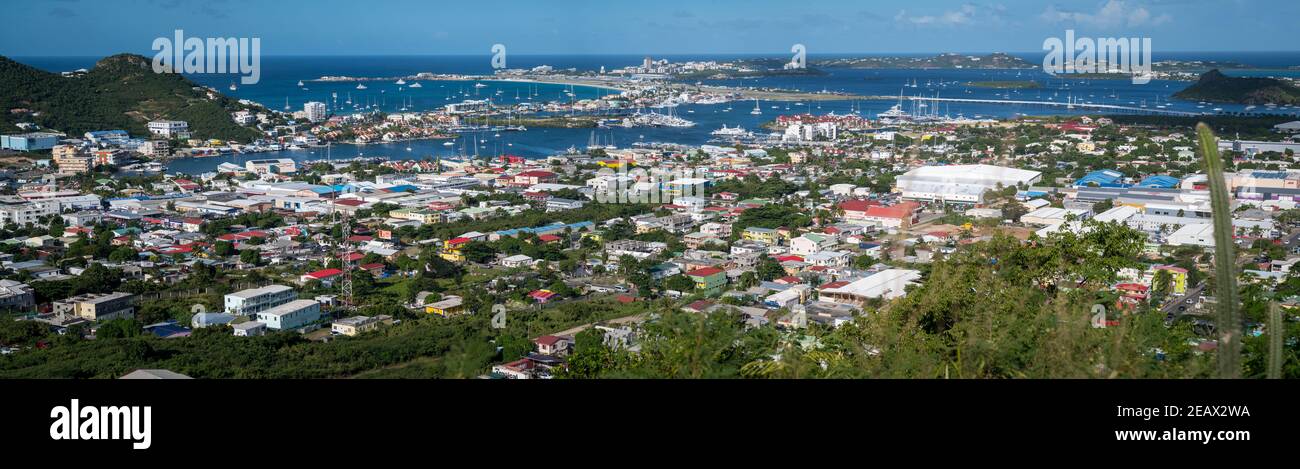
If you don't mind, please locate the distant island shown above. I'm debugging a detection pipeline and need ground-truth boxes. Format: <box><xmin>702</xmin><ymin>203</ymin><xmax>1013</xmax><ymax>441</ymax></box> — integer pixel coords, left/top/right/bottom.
<box><xmin>1172</xmin><ymin>69</ymin><xmax>1300</xmax><ymax>105</ymax></box>
<box><xmin>815</xmin><ymin>53</ymin><xmax>1037</xmax><ymax>70</ymax></box>
<box><xmin>967</xmin><ymin>80</ymin><xmax>1042</xmax><ymax>89</ymax></box>
<box><xmin>0</xmin><ymin>54</ymin><xmax>262</xmax><ymax>141</ymax></box>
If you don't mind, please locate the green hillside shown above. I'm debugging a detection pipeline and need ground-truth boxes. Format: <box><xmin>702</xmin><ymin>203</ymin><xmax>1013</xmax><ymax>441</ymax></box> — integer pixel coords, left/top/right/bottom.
<box><xmin>1173</xmin><ymin>69</ymin><xmax>1300</xmax><ymax>105</ymax></box>
<box><xmin>0</xmin><ymin>54</ymin><xmax>264</xmax><ymax>142</ymax></box>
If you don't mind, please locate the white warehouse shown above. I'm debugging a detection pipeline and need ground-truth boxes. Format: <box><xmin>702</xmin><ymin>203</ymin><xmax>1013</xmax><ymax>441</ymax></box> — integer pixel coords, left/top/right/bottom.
<box><xmin>896</xmin><ymin>165</ymin><xmax>1042</xmax><ymax>204</ymax></box>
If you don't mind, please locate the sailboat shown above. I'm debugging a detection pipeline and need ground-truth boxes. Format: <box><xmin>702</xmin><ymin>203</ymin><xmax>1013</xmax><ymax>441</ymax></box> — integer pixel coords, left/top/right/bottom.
<box><xmin>356</xmin><ymin>83</ymin><xmax>368</xmax><ymax>90</ymax></box>
<box><xmin>283</xmin><ymin>97</ymin><xmax>291</xmax><ymax>111</ymax></box>
<box><xmin>298</xmin><ymin>80</ymin><xmax>305</xmax><ymax>87</ymax></box>
<box><xmin>750</xmin><ymin>99</ymin><xmax>762</xmax><ymax>115</ymax></box>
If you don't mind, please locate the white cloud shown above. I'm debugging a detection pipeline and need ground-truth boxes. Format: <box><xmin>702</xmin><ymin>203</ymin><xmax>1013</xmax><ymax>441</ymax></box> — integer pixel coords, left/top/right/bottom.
<box><xmin>895</xmin><ymin>4</ymin><xmax>978</xmax><ymax>26</ymax></box>
<box><xmin>1041</xmin><ymin>0</ymin><xmax>1172</xmax><ymax>28</ymax></box>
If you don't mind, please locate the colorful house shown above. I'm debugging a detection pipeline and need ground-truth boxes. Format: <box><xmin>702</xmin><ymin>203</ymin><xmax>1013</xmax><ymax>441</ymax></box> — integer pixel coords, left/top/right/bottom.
<box><xmin>1153</xmin><ymin>265</ymin><xmax>1189</xmax><ymax>295</ymax></box>
<box><xmin>742</xmin><ymin>227</ymin><xmax>778</xmax><ymax>245</ymax></box>
<box><xmin>441</xmin><ymin>237</ymin><xmax>470</xmax><ymax>262</ymax></box>
<box><xmin>685</xmin><ymin>267</ymin><xmax>728</xmax><ymax>295</ymax></box>
<box><xmin>425</xmin><ymin>295</ymin><xmax>465</xmax><ymax>317</ymax></box>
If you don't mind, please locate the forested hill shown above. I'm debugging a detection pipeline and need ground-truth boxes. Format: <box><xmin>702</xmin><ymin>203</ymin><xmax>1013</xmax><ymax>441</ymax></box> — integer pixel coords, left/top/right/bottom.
<box><xmin>0</xmin><ymin>54</ymin><xmax>263</xmax><ymax>142</ymax></box>
<box><xmin>1172</xmin><ymin>69</ymin><xmax>1300</xmax><ymax>105</ymax></box>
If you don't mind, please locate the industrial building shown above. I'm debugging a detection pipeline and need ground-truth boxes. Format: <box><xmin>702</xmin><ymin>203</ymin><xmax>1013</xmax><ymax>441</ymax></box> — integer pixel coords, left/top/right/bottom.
<box><xmin>896</xmin><ymin>164</ymin><xmax>1042</xmax><ymax>204</ymax></box>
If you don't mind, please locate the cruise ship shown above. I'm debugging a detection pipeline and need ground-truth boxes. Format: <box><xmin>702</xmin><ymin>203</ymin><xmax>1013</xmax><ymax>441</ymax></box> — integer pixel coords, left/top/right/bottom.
<box><xmin>711</xmin><ymin>125</ymin><xmax>749</xmax><ymax>137</ymax></box>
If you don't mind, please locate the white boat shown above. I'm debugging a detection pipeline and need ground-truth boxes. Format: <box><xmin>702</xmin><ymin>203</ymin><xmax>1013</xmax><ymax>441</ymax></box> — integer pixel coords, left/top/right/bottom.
<box><xmin>443</xmin><ymin>141</ymin><xmax>455</xmax><ymax>147</ymax></box>
<box><xmin>396</xmin><ymin>79</ymin><xmax>407</xmax><ymax>85</ymax></box>
<box><xmin>409</xmin><ymin>82</ymin><xmax>423</xmax><ymax>88</ymax></box>
<box><xmin>711</xmin><ymin>125</ymin><xmax>749</xmax><ymax>137</ymax></box>
<box><xmin>475</xmin><ymin>82</ymin><xmax>488</xmax><ymax>88</ymax></box>
<box><xmin>229</xmin><ymin>82</ymin><xmax>237</xmax><ymax>91</ymax></box>
<box><xmin>750</xmin><ymin>99</ymin><xmax>762</xmax><ymax>115</ymax></box>
<box><xmin>357</xmin><ymin>84</ymin><xmax>368</xmax><ymax>90</ymax></box>
<box><xmin>298</xmin><ymin>80</ymin><xmax>305</xmax><ymax>87</ymax></box>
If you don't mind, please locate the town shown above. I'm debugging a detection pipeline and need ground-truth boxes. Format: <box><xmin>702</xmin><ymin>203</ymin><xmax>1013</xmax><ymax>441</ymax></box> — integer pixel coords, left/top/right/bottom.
<box><xmin>3</xmin><ymin>78</ymin><xmax>1300</xmax><ymax>379</ymax></box>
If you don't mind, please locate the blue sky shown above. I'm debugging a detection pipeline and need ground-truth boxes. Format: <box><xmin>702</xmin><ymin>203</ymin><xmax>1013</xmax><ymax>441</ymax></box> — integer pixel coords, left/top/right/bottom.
<box><xmin>3</xmin><ymin>0</ymin><xmax>1296</xmax><ymax>56</ymax></box>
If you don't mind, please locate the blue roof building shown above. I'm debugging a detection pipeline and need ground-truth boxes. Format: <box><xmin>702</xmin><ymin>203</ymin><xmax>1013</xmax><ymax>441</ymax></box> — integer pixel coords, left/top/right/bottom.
<box><xmin>1136</xmin><ymin>175</ymin><xmax>1180</xmax><ymax>189</ymax></box>
<box><xmin>1074</xmin><ymin>170</ymin><xmax>1128</xmax><ymax>188</ymax></box>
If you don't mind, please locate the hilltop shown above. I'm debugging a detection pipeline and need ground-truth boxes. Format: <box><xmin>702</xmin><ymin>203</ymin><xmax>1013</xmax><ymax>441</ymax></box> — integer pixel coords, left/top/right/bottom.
<box><xmin>1172</xmin><ymin>69</ymin><xmax>1300</xmax><ymax>105</ymax></box>
<box><xmin>816</xmin><ymin>52</ymin><xmax>1037</xmax><ymax>70</ymax></box>
<box><xmin>0</xmin><ymin>54</ymin><xmax>263</xmax><ymax>142</ymax></box>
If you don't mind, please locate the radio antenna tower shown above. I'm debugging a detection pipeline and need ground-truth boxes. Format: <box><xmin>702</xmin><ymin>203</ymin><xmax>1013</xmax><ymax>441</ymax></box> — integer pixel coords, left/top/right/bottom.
<box><xmin>326</xmin><ymin>141</ymin><xmax>353</xmax><ymax>306</ymax></box>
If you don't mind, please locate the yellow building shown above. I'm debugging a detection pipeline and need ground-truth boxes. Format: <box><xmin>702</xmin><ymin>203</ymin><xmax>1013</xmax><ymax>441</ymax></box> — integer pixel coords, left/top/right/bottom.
<box><xmin>439</xmin><ymin>237</ymin><xmax>470</xmax><ymax>262</ymax></box>
<box><xmin>390</xmin><ymin>208</ymin><xmax>440</xmax><ymax>224</ymax></box>
<box><xmin>425</xmin><ymin>295</ymin><xmax>465</xmax><ymax>317</ymax></box>
<box><xmin>742</xmin><ymin>227</ymin><xmax>777</xmax><ymax>244</ymax></box>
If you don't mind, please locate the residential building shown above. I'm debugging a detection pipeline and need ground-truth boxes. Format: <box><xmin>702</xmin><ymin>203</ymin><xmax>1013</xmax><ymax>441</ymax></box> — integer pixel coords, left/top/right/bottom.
<box><xmin>0</xmin><ymin>280</ymin><xmax>35</xmax><ymax>311</ymax></box>
<box><xmin>0</xmin><ymin>196</ymin><xmax>58</xmax><ymax>225</ymax></box>
<box><xmin>304</xmin><ymin>101</ymin><xmax>327</xmax><ymax>122</ymax></box>
<box><xmin>685</xmin><ymin>267</ymin><xmax>728</xmax><ymax>294</ymax></box>
<box><xmin>331</xmin><ymin>315</ymin><xmax>391</xmax><ymax>336</ymax></box>
<box><xmin>224</xmin><ymin>284</ymin><xmax>297</xmax><ymax>316</ymax></box>
<box><xmin>232</xmin><ymin>321</ymin><xmax>267</xmax><ymax>337</ymax></box>
<box><xmin>147</xmin><ymin>120</ymin><xmax>189</xmax><ymax>138</ymax></box>
<box><xmin>255</xmin><ymin>299</ymin><xmax>322</xmax><ymax>331</ymax></box>
<box><xmin>534</xmin><ymin>335</ymin><xmax>570</xmax><ymax>357</ymax></box>
<box><xmin>818</xmin><ymin>269</ymin><xmax>922</xmax><ymax>307</ymax></box>
<box><xmin>425</xmin><ymin>295</ymin><xmax>465</xmax><ymax>317</ymax></box>
<box><xmin>53</xmin><ymin>292</ymin><xmax>137</xmax><ymax>321</ymax></box>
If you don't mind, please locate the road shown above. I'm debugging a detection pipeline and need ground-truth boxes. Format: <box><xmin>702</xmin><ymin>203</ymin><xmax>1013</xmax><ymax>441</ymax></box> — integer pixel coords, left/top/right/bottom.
<box><xmin>1162</xmin><ymin>282</ymin><xmax>1206</xmax><ymax>318</ymax></box>
<box><xmin>542</xmin><ymin>312</ymin><xmax>647</xmax><ymax>340</ymax></box>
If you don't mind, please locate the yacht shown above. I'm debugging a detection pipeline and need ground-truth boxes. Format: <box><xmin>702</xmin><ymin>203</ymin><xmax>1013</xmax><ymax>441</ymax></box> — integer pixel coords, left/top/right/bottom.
<box><xmin>356</xmin><ymin>84</ymin><xmax>368</xmax><ymax>90</ymax></box>
<box><xmin>474</xmin><ymin>82</ymin><xmax>488</xmax><ymax>89</ymax></box>
<box><xmin>229</xmin><ymin>82</ymin><xmax>237</xmax><ymax>92</ymax></box>
<box><xmin>878</xmin><ymin>104</ymin><xmax>910</xmax><ymax>120</ymax></box>
<box><xmin>711</xmin><ymin>125</ymin><xmax>749</xmax><ymax>137</ymax></box>
<box><xmin>298</xmin><ymin>80</ymin><xmax>305</xmax><ymax>87</ymax></box>
<box><xmin>396</xmin><ymin>79</ymin><xmax>407</xmax><ymax>85</ymax></box>
<box><xmin>409</xmin><ymin>82</ymin><xmax>423</xmax><ymax>88</ymax></box>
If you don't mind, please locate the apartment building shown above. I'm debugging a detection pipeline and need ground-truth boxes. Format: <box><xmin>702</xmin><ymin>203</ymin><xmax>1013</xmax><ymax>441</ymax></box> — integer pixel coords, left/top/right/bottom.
<box><xmin>224</xmin><ymin>284</ymin><xmax>297</xmax><ymax>316</ymax></box>
<box><xmin>53</xmin><ymin>292</ymin><xmax>137</xmax><ymax>321</ymax></box>
<box><xmin>255</xmin><ymin>299</ymin><xmax>322</xmax><ymax>331</ymax></box>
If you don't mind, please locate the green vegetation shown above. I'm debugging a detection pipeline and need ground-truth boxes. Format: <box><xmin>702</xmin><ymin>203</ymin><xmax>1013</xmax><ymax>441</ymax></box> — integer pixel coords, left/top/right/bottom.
<box><xmin>0</xmin><ymin>54</ymin><xmax>263</xmax><ymax>142</ymax></box>
<box><xmin>1196</xmin><ymin>123</ymin><xmax>1241</xmax><ymax>379</ymax></box>
<box><xmin>559</xmin><ymin>223</ymin><xmax>1223</xmax><ymax>378</ymax></box>
<box><xmin>1172</xmin><ymin>69</ymin><xmax>1300</xmax><ymax>105</ymax></box>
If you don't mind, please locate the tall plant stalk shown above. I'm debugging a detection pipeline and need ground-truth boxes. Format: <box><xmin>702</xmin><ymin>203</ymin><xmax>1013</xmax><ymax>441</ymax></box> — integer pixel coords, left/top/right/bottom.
<box><xmin>1268</xmin><ymin>302</ymin><xmax>1282</xmax><ymax>379</ymax></box>
<box><xmin>1196</xmin><ymin>123</ymin><xmax>1241</xmax><ymax>379</ymax></box>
